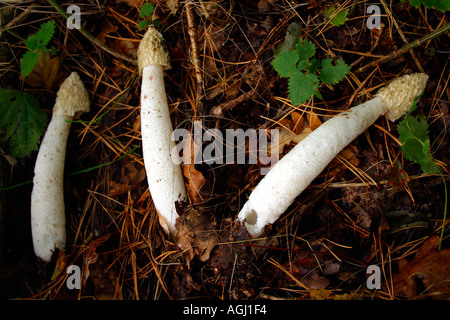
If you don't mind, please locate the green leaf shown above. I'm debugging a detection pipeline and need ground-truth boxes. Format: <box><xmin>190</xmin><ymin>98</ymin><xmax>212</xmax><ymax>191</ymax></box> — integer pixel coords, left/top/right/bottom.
<box><xmin>406</xmin><ymin>0</ymin><xmax>450</xmax><ymax>12</ymax></box>
<box><xmin>271</xmin><ymin>50</ymin><xmax>300</xmax><ymax>77</ymax></box>
<box><xmin>25</xmin><ymin>34</ymin><xmax>40</xmax><ymax>51</ymax></box>
<box><xmin>308</xmin><ymin>58</ymin><xmax>320</xmax><ymax>73</ymax></box>
<box><xmin>33</xmin><ymin>20</ymin><xmax>55</xmax><ymax>50</ymax></box>
<box><xmin>288</xmin><ymin>72</ymin><xmax>320</xmax><ymax>106</ymax></box>
<box><xmin>324</xmin><ymin>6</ymin><xmax>349</xmax><ymax>26</ymax></box>
<box><xmin>139</xmin><ymin>2</ymin><xmax>155</xmax><ymax>18</ymax></box>
<box><xmin>319</xmin><ymin>58</ymin><xmax>350</xmax><ymax>85</ymax></box>
<box><xmin>20</xmin><ymin>50</ymin><xmax>39</xmax><ymax>79</ymax></box>
<box><xmin>295</xmin><ymin>39</ymin><xmax>316</xmax><ymax>61</ymax></box>
<box><xmin>138</xmin><ymin>19</ymin><xmax>149</xmax><ymax>30</ymax></box>
<box><xmin>397</xmin><ymin>111</ymin><xmax>440</xmax><ymax>174</ymax></box>
<box><xmin>0</xmin><ymin>89</ymin><xmax>47</xmax><ymax>158</ymax></box>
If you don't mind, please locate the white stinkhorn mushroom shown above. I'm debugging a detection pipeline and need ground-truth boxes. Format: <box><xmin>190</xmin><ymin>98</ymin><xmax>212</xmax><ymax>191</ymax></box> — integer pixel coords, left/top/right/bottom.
<box><xmin>31</xmin><ymin>72</ymin><xmax>90</xmax><ymax>262</ymax></box>
<box><xmin>138</xmin><ymin>27</ymin><xmax>187</xmax><ymax>237</ymax></box>
<box><xmin>238</xmin><ymin>73</ymin><xmax>429</xmax><ymax>237</ymax></box>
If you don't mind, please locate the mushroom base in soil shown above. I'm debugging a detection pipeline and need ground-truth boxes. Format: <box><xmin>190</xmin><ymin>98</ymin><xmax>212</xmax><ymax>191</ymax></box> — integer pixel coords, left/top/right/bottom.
<box><xmin>237</xmin><ymin>73</ymin><xmax>429</xmax><ymax>238</ymax></box>
<box><xmin>31</xmin><ymin>72</ymin><xmax>90</xmax><ymax>262</ymax></box>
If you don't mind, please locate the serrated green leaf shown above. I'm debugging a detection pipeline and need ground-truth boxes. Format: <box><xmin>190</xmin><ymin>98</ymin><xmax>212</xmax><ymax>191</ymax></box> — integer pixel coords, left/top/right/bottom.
<box><xmin>138</xmin><ymin>19</ymin><xmax>149</xmax><ymax>30</ymax></box>
<box><xmin>25</xmin><ymin>34</ymin><xmax>40</xmax><ymax>51</ymax></box>
<box><xmin>319</xmin><ymin>58</ymin><xmax>350</xmax><ymax>85</ymax></box>
<box><xmin>34</xmin><ymin>20</ymin><xmax>55</xmax><ymax>49</ymax></box>
<box><xmin>139</xmin><ymin>2</ymin><xmax>155</xmax><ymax>17</ymax></box>
<box><xmin>288</xmin><ymin>72</ymin><xmax>320</xmax><ymax>106</ymax></box>
<box><xmin>324</xmin><ymin>6</ymin><xmax>349</xmax><ymax>26</ymax></box>
<box><xmin>271</xmin><ymin>50</ymin><xmax>300</xmax><ymax>77</ymax></box>
<box><xmin>397</xmin><ymin>112</ymin><xmax>440</xmax><ymax>174</ymax></box>
<box><xmin>308</xmin><ymin>58</ymin><xmax>320</xmax><ymax>73</ymax></box>
<box><xmin>407</xmin><ymin>0</ymin><xmax>449</xmax><ymax>12</ymax></box>
<box><xmin>0</xmin><ymin>89</ymin><xmax>47</xmax><ymax>158</ymax></box>
<box><xmin>20</xmin><ymin>50</ymin><xmax>39</xmax><ymax>79</ymax></box>
<box><xmin>295</xmin><ymin>39</ymin><xmax>316</xmax><ymax>61</ymax></box>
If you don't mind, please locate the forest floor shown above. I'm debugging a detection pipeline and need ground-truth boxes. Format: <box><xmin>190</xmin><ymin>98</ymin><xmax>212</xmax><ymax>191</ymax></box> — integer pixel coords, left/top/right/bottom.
<box><xmin>0</xmin><ymin>0</ymin><xmax>449</xmax><ymax>301</ymax></box>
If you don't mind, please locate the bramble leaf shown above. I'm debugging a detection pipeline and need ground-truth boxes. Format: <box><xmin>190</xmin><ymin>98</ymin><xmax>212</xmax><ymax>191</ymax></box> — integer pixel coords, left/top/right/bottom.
<box><xmin>288</xmin><ymin>72</ymin><xmax>320</xmax><ymax>106</ymax></box>
<box><xmin>319</xmin><ymin>58</ymin><xmax>351</xmax><ymax>85</ymax></box>
<box><xmin>0</xmin><ymin>89</ymin><xmax>47</xmax><ymax>158</ymax></box>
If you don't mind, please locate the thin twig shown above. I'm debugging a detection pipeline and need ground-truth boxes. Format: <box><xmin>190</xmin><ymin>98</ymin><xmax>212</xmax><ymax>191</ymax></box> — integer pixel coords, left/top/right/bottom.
<box><xmin>185</xmin><ymin>0</ymin><xmax>204</xmax><ymax>116</ymax></box>
<box><xmin>354</xmin><ymin>23</ymin><xmax>450</xmax><ymax>74</ymax></box>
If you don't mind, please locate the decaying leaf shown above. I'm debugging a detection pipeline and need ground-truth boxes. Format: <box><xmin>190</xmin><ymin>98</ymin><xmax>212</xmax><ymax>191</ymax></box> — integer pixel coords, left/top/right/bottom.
<box><xmin>109</xmin><ymin>157</ymin><xmax>146</xmax><ymax>197</ymax></box>
<box><xmin>23</xmin><ymin>50</ymin><xmax>67</xmax><ymax>90</ymax></box>
<box><xmin>175</xmin><ymin>205</ymin><xmax>218</xmax><ymax>268</ymax></box>
<box><xmin>181</xmin><ymin>133</ymin><xmax>206</xmax><ymax>204</ymax></box>
<box><xmin>391</xmin><ymin>236</ymin><xmax>450</xmax><ymax>299</ymax></box>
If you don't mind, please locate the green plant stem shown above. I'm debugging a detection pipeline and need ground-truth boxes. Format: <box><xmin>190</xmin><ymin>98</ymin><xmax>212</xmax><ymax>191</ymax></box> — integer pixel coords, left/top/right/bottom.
<box><xmin>45</xmin><ymin>0</ymin><xmax>137</xmax><ymax>65</ymax></box>
<box><xmin>438</xmin><ymin>172</ymin><xmax>448</xmax><ymax>250</ymax></box>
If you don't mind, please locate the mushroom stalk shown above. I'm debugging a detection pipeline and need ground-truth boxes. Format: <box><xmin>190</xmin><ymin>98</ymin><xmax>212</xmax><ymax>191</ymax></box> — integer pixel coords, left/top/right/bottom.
<box><xmin>238</xmin><ymin>73</ymin><xmax>429</xmax><ymax>237</ymax></box>
<box><xmin>138</xmin><ymin>27</ymin><xmax>187</xmax><ymax>237</ymax></box>
<box><xmin>31</xmin><ymin>72</ymin><xmax>90</xmax><ymax>262</ymax></box>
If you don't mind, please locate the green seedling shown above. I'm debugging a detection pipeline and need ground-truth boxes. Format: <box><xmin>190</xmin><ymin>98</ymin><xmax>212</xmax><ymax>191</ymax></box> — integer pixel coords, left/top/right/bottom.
<box><xmin>21</xmin><ymin>20</ymin><xmax>56</xmax><ymax>79</ymax></box>
<box><xmin>272</xmin><ymin>25</ymin><xmax>350</xmax><ymax>106</ymax></box>
<box><xmin>138</xmin><ymin>2</ymin><xmax>160</xmax><ymax>30</ymax></box>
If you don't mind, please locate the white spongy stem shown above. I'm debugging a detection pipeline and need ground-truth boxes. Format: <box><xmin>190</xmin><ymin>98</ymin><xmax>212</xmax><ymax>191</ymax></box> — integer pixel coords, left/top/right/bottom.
<box><xmin>31</xmin><ymin>115</ymin><xmax>72</xmax><ymax>262</ymax></box>
<box><xmin>238</xmin><ymin>97</ymin><xmax>387</xmax><ymax>237</ymax></box>
<box><xmin>141</xmin><ymin>65</ymin><xmax>187</xmax><ymax>236</ymax></box>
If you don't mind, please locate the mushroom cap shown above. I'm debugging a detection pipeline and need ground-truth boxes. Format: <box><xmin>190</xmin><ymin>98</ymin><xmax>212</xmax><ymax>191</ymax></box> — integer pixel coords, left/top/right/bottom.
<box><xmin>53</xmin><ymin>72</ymin><xmax>90</xmax><ymax>117</ymax></box>
<box><xmin>137</xmin><ymin>26</ymin><xmax>170</xmax><ymax>74</ymax></box>
<box><xmin>376</xmin><ymin>73</ymin><xmax>428</xmax><ymax>122</ymax></box>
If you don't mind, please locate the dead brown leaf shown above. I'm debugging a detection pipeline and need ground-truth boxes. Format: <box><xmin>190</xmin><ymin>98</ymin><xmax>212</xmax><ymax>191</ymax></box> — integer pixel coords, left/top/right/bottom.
<box><xmin>109</xmin><ymin>158</ymin><xmax>146</xmax><ymax>197</ymax></box>
<box><xmin>175</xmin><ymin>206</ymin><xmax>218</xmax><ymax>268</ymax></box>
<box><xmin>391</xmin><ymin>236</ymin><xmax>450</xmax><ymax>299</ymax></box>
<box><xmin>23</xmin><ymin>50</ymin><xmax>67</xmax><ymax>90</ymax></box>
<box><xmin>181</xmin><ymin>133</ymin><xmax>206</xmax><ymax>204</ymax></box>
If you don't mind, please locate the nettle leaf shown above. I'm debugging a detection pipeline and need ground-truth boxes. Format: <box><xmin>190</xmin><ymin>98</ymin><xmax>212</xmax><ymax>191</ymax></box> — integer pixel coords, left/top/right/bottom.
<box><xmin>20</xmin><ymin>50</ymin><xmax>39</xmax><ymax>79</ymax></box>
<box><xmin>295</xmin><ymin>39</ymin><xmax>316</xmax><ymax>60</ymax></box>
<box><xmin>0</xmin><ymin>89</ymin><xmax>47</xmax><ymax>158</ymax></box>
<box><xmin>319</xmin><ymin>58</ymin><xmax>351</xmax><ymax>85</ymax></box>
<box><xmin>288</xmin><ymin>72</ymin><xmax>320</xmax><ymax>106</ymax></box>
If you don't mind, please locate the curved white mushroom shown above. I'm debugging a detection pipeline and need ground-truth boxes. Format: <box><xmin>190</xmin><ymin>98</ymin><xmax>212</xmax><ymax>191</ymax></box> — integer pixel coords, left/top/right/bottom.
<box><xmin>138</xmin><ymin>27</ymin><xmax>187</xmax><ymax>237</ymax></box>
<box><xmin>31</xmin><ymin>72</ymin><xmax>90</xmax><ymax>262</ymax></box>
<box><xmin>238</xmin><ymin>73</ymin><xmax>429</xmax><ymax>237</ymax></box>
